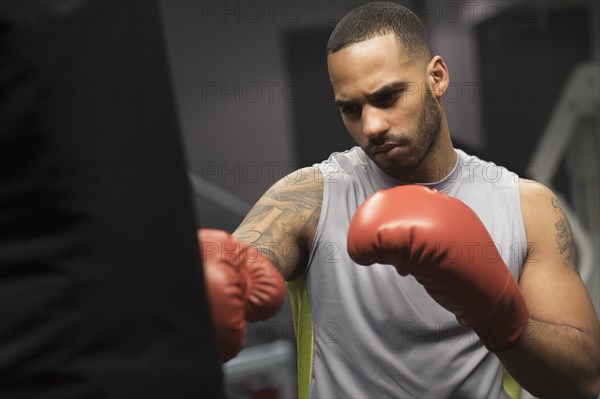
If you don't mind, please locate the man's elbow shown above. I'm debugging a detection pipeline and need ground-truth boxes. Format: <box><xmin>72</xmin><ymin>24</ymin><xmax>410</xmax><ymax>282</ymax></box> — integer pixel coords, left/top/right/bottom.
<box><xmin>542</xmin><ymin>377</ymin><xmax>599</xmax><ymax>399</ymax></box>
<box><xmin>586</xmin><ymin>369</ymin><xmax>600</xmax><ymax>399</ymax></box>
<box><xmin>577</xmin><ymin>330</ymin><xmax>600</xmax><ymax>399</ymax></box>
<box><xmin>577</xmin><ymin>359</ymin><xmax>600</xmax><ymax>399</ymax></box>
<box><xmin>529</xmin><ymin>358</ymin><xmax>600</xmax><ymax>399</ymax></box>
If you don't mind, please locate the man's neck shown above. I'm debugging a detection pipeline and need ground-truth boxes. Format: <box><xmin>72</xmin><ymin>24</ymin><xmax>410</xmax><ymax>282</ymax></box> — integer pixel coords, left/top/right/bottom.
<box><xmin>396</xmin><ymin>136</ymin><xmax>458</xmax><ymax>184</ymax></box>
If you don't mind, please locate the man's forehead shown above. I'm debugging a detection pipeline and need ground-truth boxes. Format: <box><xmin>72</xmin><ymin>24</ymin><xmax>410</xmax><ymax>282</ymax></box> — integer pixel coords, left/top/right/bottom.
<box><xmin>326</xmin><ymin>36</ymin><xmax>417</xmax><ymax>84</ymax></box>
<box><xmin>328</xmin><ymin>33</ymin><xmax>407</xmax><ymax>60</ymax></box>
<box><xmin>327</xmin><ymin>36</ymin><xmax>416</xmax><ymax>93</ymax></box>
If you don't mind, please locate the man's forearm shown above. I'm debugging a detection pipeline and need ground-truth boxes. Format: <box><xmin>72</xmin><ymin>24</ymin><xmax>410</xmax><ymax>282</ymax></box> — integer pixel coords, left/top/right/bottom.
<box><xmin>496</xmin><ymin>317</ymin><xmax>600</xmax><ymax>399</ymax></box>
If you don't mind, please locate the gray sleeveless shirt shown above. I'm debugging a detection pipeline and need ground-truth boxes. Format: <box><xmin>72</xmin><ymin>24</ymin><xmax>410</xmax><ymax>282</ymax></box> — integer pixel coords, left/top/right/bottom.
<box><xmin>287</xmin><ymin>147</ymin><xmax>527</xmax><ymax>399</ymax></box>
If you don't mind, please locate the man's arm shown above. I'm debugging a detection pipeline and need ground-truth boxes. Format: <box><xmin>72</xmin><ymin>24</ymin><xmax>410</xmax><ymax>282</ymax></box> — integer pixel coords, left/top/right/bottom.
<box><xmin>496</xmin><ymin>179</ymin><xmax>600</xmax><ymax>399</ymax></box>
<box><xmin>233</xmin><ymin>167</ymin><xmax>323</xmax><ymax>281</ymax></box>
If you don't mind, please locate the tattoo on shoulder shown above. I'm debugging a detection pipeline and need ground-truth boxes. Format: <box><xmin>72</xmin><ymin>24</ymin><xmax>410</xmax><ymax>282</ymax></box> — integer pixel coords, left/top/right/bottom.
<box><xmin>234</xmin><ymin>168</ymin><xmax>323</xmax><ymax>275</ymax></box>
<box><xmin>551</xmin><ymin>196</ymin><xmax>578</xmax><ymax>270</ymax></box>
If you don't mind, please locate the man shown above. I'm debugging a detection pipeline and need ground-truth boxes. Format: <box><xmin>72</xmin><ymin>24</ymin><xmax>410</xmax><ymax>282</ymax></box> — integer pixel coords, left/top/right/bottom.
<box><xmin>234</xmin><ymin>2</ymin><xmax>600</xmax><ymax>399</ymax></box>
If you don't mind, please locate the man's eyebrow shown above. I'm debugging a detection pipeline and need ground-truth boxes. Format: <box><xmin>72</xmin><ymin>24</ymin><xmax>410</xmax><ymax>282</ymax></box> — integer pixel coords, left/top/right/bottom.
<box><xmin>371</xmin><ymin>82</ymin><xmax>407</xmax><ymax>97</ymax></box>
<box><xmin>334</xmin><ymin>82</ymin><xmax>408</xmax><ymax>106</ymax></box>
<box><xmin>334</xmin><ymin>99</ymin><xmax>356</xmax><ymax>107</ymax></box>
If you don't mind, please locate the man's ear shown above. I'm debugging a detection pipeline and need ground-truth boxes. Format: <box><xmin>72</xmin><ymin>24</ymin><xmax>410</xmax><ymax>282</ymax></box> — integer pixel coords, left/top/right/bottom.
<box><xmin>427</xmin><ymin>55</ymin><xmax>450</xmax><ymax>98</ymax></box>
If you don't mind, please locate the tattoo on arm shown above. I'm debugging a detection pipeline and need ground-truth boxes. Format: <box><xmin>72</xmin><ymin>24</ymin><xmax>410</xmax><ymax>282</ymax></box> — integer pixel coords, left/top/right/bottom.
<box><xmin>551</xmin><ymin>196</ymin><xmax>578</xmax><ymax>270</ymax></box>
<box><xmin>234</xmin><ymin>169</ymin><xmax>323</xmax><ymax>278</ymax></box>
<box><xmin>257</xmin><ymin>247</ymin><xmax>282</xmax><ymax>272</ymax></box>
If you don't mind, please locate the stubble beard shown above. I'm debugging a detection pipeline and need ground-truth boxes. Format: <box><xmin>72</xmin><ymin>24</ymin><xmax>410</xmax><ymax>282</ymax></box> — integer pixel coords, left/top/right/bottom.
<box><xmin>366</xmin><ymin>90</ymin><xmax>443</xmax><ymax>180</ymax></box>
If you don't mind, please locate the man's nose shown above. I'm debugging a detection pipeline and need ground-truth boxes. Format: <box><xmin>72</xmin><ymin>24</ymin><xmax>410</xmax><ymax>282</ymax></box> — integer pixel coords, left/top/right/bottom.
<box><xmin>361</xmin><ymin>106</ymin><xmax>390</xmax><ymax>140</ymax></box>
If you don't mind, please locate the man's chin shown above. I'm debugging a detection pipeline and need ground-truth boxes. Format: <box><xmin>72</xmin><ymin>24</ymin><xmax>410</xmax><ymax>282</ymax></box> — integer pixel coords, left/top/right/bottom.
<box><xmin>372</xmin><ymin>156</ymin><xmax>421</xmax><ymax>180</ymax></box>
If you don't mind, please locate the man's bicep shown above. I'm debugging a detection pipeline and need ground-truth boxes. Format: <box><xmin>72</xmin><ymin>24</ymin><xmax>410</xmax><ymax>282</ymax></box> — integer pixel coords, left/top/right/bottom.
<box><xmin>519</xmin><ymin>180</ymin><xmax>599</xmax><ymax>335</ymax></box>
<box><xmin>233</xmin><ymin>167</ymin><xmax>323</xmax><ymax>281</ymax></box>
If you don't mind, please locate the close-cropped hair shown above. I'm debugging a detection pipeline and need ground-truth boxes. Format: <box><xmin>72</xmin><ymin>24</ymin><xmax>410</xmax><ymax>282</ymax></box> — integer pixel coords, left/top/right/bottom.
<box><xmin>326</xmin><ymin>1</ymin><xmax>431</xmax><ymax>60</ymax></box>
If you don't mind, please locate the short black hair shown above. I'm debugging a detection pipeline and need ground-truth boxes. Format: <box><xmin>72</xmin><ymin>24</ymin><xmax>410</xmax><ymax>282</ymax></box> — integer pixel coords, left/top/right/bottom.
<box><xmin>326</xmin><ymin>2</ymin><xmax>431</xmax><ymax>60</ymax></box>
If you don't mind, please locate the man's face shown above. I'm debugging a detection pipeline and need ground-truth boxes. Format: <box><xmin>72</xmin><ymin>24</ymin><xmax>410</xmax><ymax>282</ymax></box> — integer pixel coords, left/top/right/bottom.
<box><xmin>327</xmin><ymin>33</ymin><xmax>442</xmax><ymax>180</ymax></box>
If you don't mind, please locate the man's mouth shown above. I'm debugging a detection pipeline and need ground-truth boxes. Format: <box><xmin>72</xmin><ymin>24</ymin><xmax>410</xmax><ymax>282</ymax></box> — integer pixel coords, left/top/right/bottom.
<box><xmin>373</xmin><ymin>143</ymin><xmax>408</xmax><ymax>160</ymax></box>
<box><xmin>373</xmin><ymin>143</ymin><xmax>403</xmax><ymax>154</ymax></box>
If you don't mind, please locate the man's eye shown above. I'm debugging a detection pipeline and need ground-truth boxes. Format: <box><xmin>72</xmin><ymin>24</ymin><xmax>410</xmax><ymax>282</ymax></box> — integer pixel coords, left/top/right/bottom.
<box><xmin>340</xmin><ymin>105</ymin><xmax>361</xmax><ymax>115</ymax></box>
<box><xmin>377</xmin><ymin>89</ymin><xmax>403</xmax><ymax>104</ymax></box>
<box><xmin>380</xmin><ymin>92</ymin><xmax>394</xmax><ymax>101</ymax></box>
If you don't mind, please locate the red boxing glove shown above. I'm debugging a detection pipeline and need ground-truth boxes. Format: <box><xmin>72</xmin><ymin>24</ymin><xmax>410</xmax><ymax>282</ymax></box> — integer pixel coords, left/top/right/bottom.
<box><xmin>347</xmin><ymin>185</ymin><xmax>530</xmax><ymax>351</ymax></box>
<box><xmin>238</xmin><ymin>244</ymin><xmax>286</xmax><ymax>323</ymax></box>
<box><xmin>198</xmin><ymin>229</ymin><xmax>246</xmax><ymax>363</ymax></box>
<box><xmin>198</xmin><ymin>229</ymin><xmax>286</xmax><ymax>362</ymax></box>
